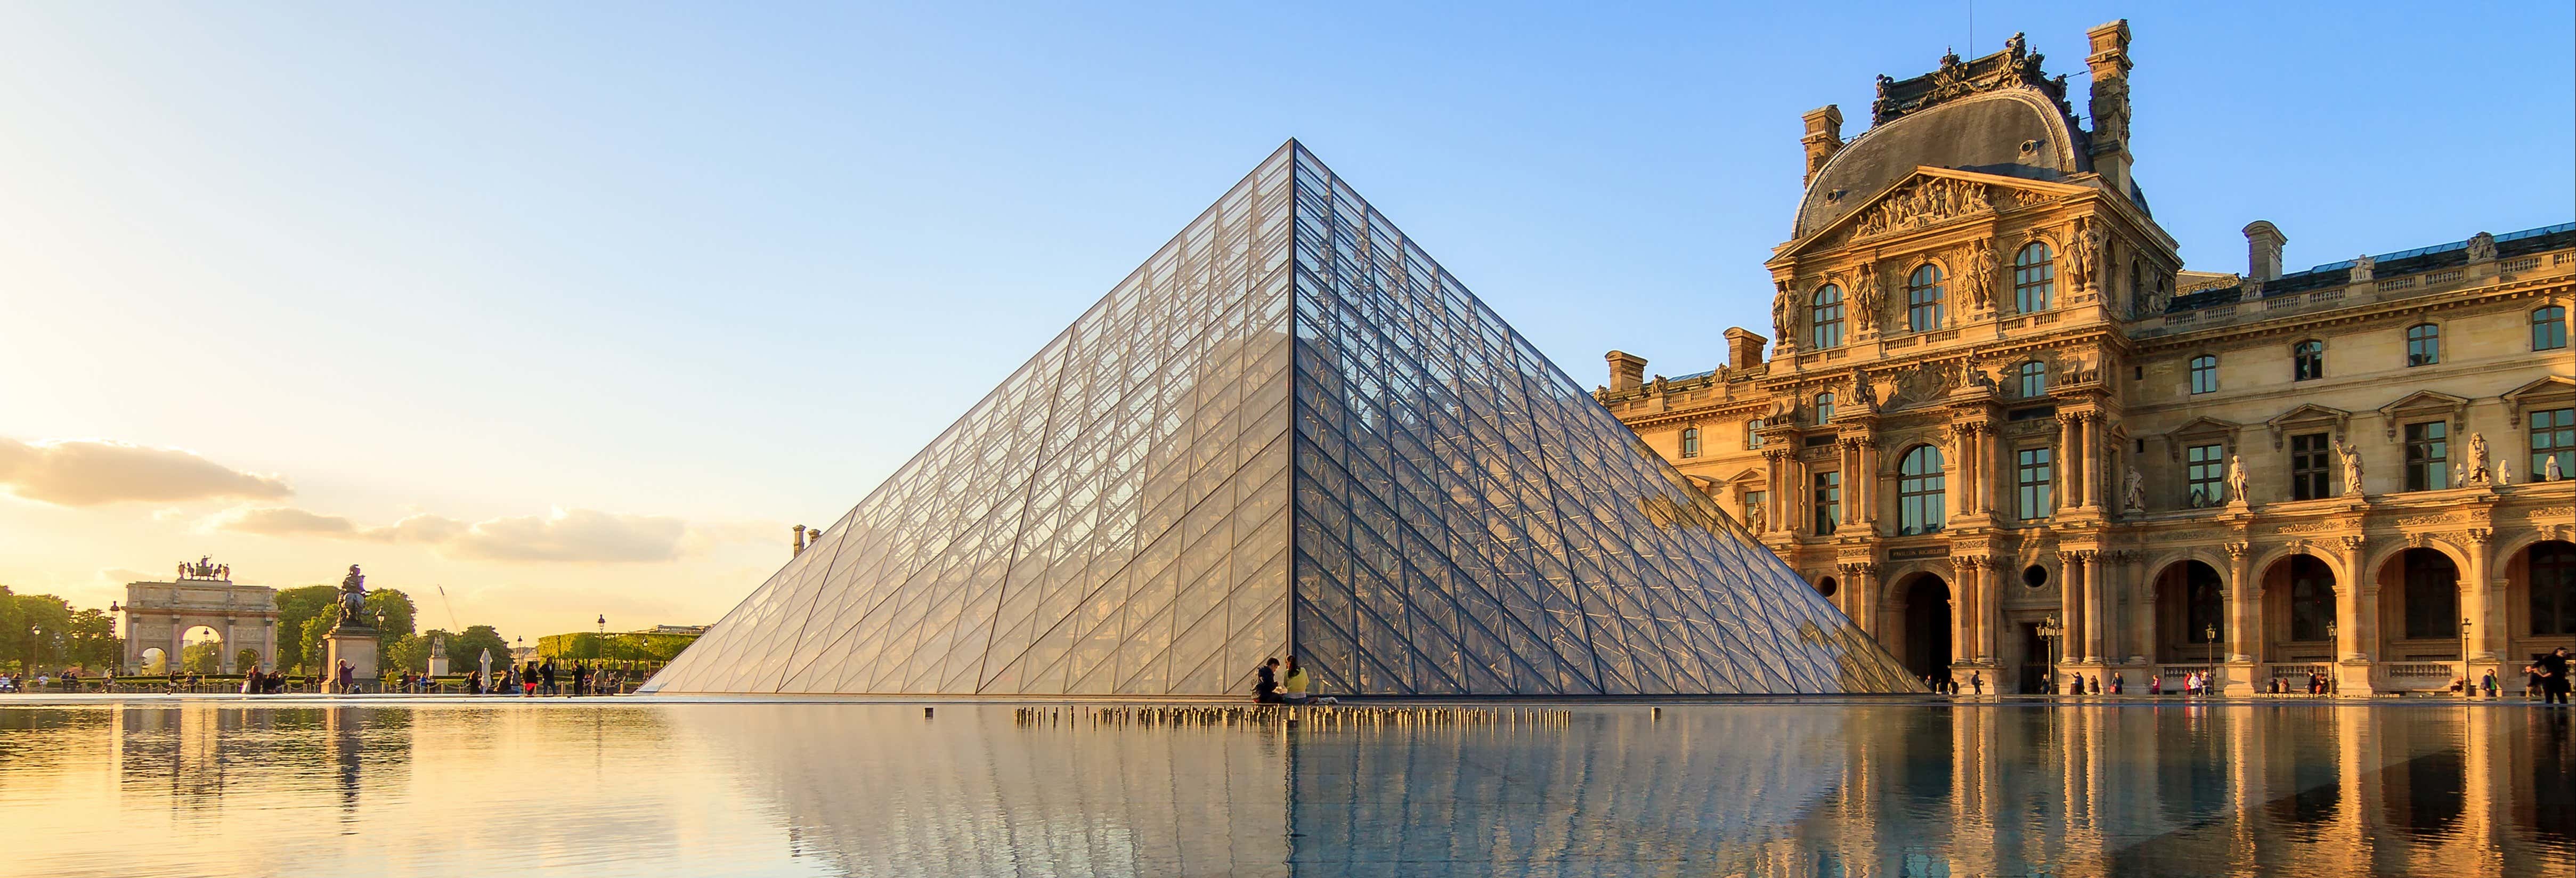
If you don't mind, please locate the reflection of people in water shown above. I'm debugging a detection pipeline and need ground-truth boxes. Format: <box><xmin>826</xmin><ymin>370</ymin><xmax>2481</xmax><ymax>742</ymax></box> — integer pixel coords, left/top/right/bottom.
<box><xmin>2533</xmin><ymin>647</ymin><xmax>2571</xmax><ymax>705</ymax></box>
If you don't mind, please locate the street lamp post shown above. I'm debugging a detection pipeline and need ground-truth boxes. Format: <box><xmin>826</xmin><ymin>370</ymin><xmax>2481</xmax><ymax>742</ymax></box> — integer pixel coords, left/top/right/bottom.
<box><xmin>597</xmin><ymin>614</ymin><xmax>607</xmax><ymax>662</ymax></box>
<box><xmin>2463</xmin><ymin>615</ymin><xmax>2473</xmax><ymax>698</ymax></box>
<box><xmin>2326</xmin><ymin>621</ymin><xmax>2339</xmax><ymax>694</ymax></box>
<box><xmin>2037</xmin><ymin>616</ymin><xmax>2065</xmax><ymax>694</ymax></box>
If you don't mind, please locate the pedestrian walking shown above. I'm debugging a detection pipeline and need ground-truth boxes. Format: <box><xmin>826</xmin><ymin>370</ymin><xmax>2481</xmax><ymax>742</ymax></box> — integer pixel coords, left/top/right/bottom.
<box><xmin>2534</xmin><ymin>647</ymin><xmax>2571</xmax><ymax>705</ymax></box>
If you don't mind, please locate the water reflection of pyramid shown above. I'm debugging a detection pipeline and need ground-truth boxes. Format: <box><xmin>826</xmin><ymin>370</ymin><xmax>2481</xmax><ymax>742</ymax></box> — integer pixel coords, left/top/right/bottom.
<box><xmin>643</xmin><ymin>142</ymin><xmax>1915</xmax><ymax>696</ymax></box>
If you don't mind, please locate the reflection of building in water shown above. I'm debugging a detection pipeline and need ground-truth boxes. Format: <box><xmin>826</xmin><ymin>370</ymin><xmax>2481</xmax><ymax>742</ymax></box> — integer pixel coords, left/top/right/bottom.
<box><xmin>114</xmin><ymin>705</ymin><xmax>413</xmax><ymax>817</ymax></box>
<box><xmin>1598</xmin><ymin>19</ymin><xmax>2576</xmax><ymax>695</ymax></box>
<box><xmin>1785</xmin><ymin>705</ymin><xmax>2575</xmax><ymax>877</ymax></box>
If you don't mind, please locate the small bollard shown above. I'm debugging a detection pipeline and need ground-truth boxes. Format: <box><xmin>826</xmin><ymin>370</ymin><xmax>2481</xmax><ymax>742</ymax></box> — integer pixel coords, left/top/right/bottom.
<box><xmin>1651</xmin><ymin>706</ymin><xmax>1662</xmax><ymax>722</ymax></box>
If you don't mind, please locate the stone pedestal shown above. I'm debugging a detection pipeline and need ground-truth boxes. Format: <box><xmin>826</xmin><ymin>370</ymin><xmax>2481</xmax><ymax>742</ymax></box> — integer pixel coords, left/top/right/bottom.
<box><xmin>324</xmin><ymin>631</ymin><xmax>379</xmax><ymax>693</ymax></box>
<box><xmin>428</xmin><ymin>654</ymin><xmax>450</xmax><ymax>677</ymax></box>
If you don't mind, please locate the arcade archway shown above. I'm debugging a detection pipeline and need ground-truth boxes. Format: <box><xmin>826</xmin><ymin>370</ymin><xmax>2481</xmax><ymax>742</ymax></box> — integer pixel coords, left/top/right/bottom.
<box><xmin>1896</xmin><ymin>573</ymin><xmax>1953</xmax><ymax>681</ymax></box>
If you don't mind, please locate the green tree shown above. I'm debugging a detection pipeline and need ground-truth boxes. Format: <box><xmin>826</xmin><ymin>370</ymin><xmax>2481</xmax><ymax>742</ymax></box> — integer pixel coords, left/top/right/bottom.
<box><xmin>433</xmin><ymin>625</ymin><xmax>510</xmax><ymax>676</ymax></box>
<box><xmin>298</xmin><ymin>615</ymin><xmax>333</xmax><ymax>676</ymax></box>
<box><xmin>181</xmin><ymin>641</ymin><xmax>224</xmax><ymax>674</ymax></box>
<box><xmin>6</xmin><ymin>591</ymin><xmax>74</xmax><ymax>672</ymax></box>
<box><xmin>66</xmin><ymin>608</ymin><xmax>119</xmax><ymax>669</ymax></box>
<box><xmin>272</xmin><ymin>585</ymin><xmax>339</xmax><ymax>654</ymax></box>
<box><xmin>364</xmin><ymin>589</ymin><xmax>416</xmax><ymax>640</ymax></box>
<box><xmin>383</xmin><ymin>633</ymin><xmax>428</xmax><ymax>673</ymax></box>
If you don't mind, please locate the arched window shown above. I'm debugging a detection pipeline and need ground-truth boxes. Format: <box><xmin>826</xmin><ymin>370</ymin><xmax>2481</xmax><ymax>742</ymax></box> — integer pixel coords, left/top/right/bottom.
<box><xmin>2406</xmin><ymin>323</ymin><xmax>2441</xmax><ymax>366</ymax></box>
<box><xmin>2293</xmin><ymin>340</ymin><xmax>2325</xmax><ymax>381</ymax></box>
<box><xmin>2012</xmin><ymin>242</ymin><xmax>2055</xmax><ymax>313</ymax></box>
<box><xmin>1815</xmin><ymin>393</ymin><xmax>1835</xmax><ymax>425</ymax></box>
<box><xmin>1745</xmin><ymin>418</ymin><xmax>1766</xmax><ymax>449</ymax></box>
<box><xmin>1680</xmin><ymin>427</ymin><xmax>1701</xmax><ymax>458</ymax></box>
<box><xmin>2189</xmin><ymin>354</ymin><xmax>2219</xmax><ymax>394</ymax></box>
<box><xmin>2402</xmin><ymin>549</ymin><xmax>2459</xmax><ymax>639</ymax></box>
<box><xmin>1907</xmin><ymin>264</ymin><xmax>1946</xmax><ymax>331</ymax></box>
<box><xmin>2018</xmin><ymin>361</ymin><xmax>2047</xmax><ymax>399</ymax></box>
<box><xmin>1810</xmin><ymin>285</ymin><xmax>1845</xmax><ymax>348</ymax></box>
<box><xmin>2536</xmin><ymin>305</ymin><xmax>2570</xmax><ymax>351</ymax></box>
<box><xmin>1898</xmin><ymin>445</ymin><xmax>1946</xmax><ymax>534</ymax></box>
<box><xmin>2532</xmin><ymin>541</ymin><xmax>2576</xmax><ymax>636</ymax></box>
<box><xmin>2185</xmin><ymin>563</ymin><xmax>2225</xmax><ymax>645</ymax></box>
<box><xmin>2288</xmin><ymin>556</ymin><xmax>2335</xmax><ymax>642</ymax></box>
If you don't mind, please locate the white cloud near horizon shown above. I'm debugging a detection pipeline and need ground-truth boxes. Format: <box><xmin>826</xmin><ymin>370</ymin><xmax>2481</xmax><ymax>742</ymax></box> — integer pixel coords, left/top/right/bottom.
<box><xmin>0</xmin><ymin>437</ymin><xmax>292</xmax><ymax>506</ymax></box>
<box><xmin>210</xmin><ymin>505</ymin><xmax>767</xmax><ymax>564</ymax></box>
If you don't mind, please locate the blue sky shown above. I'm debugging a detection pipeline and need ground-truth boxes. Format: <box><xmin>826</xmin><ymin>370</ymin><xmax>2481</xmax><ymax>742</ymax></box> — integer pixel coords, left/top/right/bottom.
<box><xmin>1</xmin><ymin>2</ymin><xmax>2567</xmax><ymax>637</ymax></box>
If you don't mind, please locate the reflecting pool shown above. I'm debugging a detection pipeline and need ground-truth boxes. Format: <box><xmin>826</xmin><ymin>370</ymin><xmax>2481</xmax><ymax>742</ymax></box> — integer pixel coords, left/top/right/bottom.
<box><xmin>3</xmin><ymin>699</ymin><xmax>2572</xmax><ymax>876</ymax></box>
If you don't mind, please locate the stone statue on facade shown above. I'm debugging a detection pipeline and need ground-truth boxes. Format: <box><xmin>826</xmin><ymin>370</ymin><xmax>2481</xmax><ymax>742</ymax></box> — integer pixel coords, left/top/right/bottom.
<box><xmin>2466</xmin><ymin>231</ymin><xmax>2497</xmax><ymax>263</ymax></box>
<box><xmin>2465</xmin><ymin>432</ymin><xmax>2491</xmax><ymax>484</ymax></box>
<box><xmin>2498</xmin><ymin>457</ymin><xmax>2512</xmax><ymax>486</ymax></box>
<box><xmin>2349</xmin><ymin>254</ymin><xmax>2375</xmax><ymax>283</ymax></box>
<box><xmin>332</xmin><ymin>564</ymin><xmax>372</xmax><ymax>632</ymax></box>
<box><xmin>2337</xmin><ymin>440</ymin><xmax>2364</xmax><ymax>495</ymax></box>
<box><xmin>1851</xmin><ymin>266</ymin><xmax>1885</xmax><ymax>330</ymax></box>
<box><xmin>2070</xmin><ymin>220</ymin><xmax>2105</xmax><ymax>291</ymax></box>
<box><xmin>2225</xmin><ymin>454</ymin><xmax>2250</xmax><ymax>504</ymax></box>
<box><xmin>1964</xmin><ymin>238</ymin><xmax>1996</xmax><ymax>311</ymax></box>
<box><xmin>2548</xmin><ymin>453</ymin><xmax>2565</xmax><ymax>482</ymax></box>
<box><xmin>1747</xmin><ymin>501</ymin><xmax>1766</xmax><ymax>534</ymax></box>
<box><xmin>1771</xmin><ymin>281</ymin><xmax>1797</xmax><ymax>344</ymax></box>
<box><xmin>2123</xmin><ymin>467</ymin><xmax>2146</xmax><ymax>513</ymax></box>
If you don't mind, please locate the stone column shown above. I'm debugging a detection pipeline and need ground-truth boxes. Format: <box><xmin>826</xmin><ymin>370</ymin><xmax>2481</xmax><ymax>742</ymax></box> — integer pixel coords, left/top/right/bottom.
<box><xmin>1981</xmin><ymin>558</ymin><xmax>2005</xmax><ymax>664</ymax></box>
<box><xmin>2083</xmin><ymin>552</ymin><xmax>2108</xmax><ymax>664</ymax></box>
<box><xmin>2058</xmin><ymin>552</ymin><xmax>2084</xmax><ymax>664</ymax></box>
<box><xmin>1860</xmin><ymin>564</ymin><xmax>1884</xmax><ymax>639</ymax></box>
<box><xmin>2125</xmin><ymin>552</ymin><xmax>2151</xmax><ymax>664</ymax></box>
<box><xmin>167</xmin><ymin>615</ymin><xmax>184</xmax><ymax>671</ymax></box>
<box><xmin>2087</xmin><ymin>413</ymin><xmax>2108</xmax><ymax>511</ymax></box>
<box><xmin>1949</xmin><ymin>556</ymin><xmax>1976</xmax><ymax>669</ymax></box>
<box><xmin>2463</xmin><ymin>529</ymin><xmax>2498</xmax><ymax>662</ymax></box>
<box><xmin>2224</xmin><ymin>541</ymin><xmax>2255</xmax><ymax>663</ymax></box>
<box><xmin>2335</xmin><ymin>535</ymin><xmax>2368</xmax><ymax>662</ymax></box>
<box><xmin>220</xmin><ymin>619</ymin><xmax>238</xmax><ymax>674</ymax></box>
<box><xmin>2054</xmin><ymin>414</ymin><xmax>2080</xmax><ymax>509</ymax></box>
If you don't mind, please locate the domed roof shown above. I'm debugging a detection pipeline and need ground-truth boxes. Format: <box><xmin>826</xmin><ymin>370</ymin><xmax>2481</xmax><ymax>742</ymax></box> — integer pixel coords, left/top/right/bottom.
<box><xmin>1795</xmin><ymin>87</ymin><xmax>2089</xmax><ymax>239</ymax></box>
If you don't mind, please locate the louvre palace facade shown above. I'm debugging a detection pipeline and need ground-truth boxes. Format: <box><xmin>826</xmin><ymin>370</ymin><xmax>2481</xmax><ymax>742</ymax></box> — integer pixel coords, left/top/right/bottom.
<box><xmin>1600</xmin><ymin>21</ymin><xmax>2575</xmax><ymax>694</ymax></box>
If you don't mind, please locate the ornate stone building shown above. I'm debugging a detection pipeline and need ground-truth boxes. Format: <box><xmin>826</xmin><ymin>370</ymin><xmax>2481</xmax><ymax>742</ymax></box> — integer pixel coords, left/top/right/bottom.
<box><xmin>1599</xmin><ymin>21</ymin><xmax>2575</xmax><ymax>694</ymax></box>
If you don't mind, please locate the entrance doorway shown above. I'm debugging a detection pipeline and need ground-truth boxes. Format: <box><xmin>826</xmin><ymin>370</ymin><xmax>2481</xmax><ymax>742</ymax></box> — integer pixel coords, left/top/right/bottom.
<box><xmin>1900</xmin><ymin>574</ymin><xmax>1952</xmax><ymax>681</ymax></box>
<box><xmin>2019</xmin><ymin>622</ymin><xmax>2049</xmax><ymax>693</ymax></box>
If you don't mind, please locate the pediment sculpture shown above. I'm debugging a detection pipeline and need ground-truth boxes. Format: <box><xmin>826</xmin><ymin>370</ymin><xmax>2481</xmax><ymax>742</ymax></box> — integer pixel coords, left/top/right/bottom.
<box><xmin>1852</xmin><ymin>178</ymin><xmax>1994</xmax><ymax>239</ymax></box>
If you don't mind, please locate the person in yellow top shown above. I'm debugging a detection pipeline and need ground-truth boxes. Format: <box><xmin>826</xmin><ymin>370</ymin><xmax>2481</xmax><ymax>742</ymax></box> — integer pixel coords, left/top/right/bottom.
<box><xmin>1281</xmin><ymin>655</ymin><xmax>1311</xmax><ymax>704</ymax></box>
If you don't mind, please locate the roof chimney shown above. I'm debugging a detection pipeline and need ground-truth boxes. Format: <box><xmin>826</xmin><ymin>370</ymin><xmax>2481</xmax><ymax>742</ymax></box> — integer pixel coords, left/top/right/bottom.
<box><xmin>1606</xmin><ymin>351</ymin><xmax>1646</xmax><ymax>393</ymax></box>
<box><xmin>2243</xmin><ymin>221</ymin><xmax>2287</xmax><ymax>281</ymax></box>
<box><xmin>2084</xmin><ymin>20</ymin><xmax>2134</xmax><ymax>197</ymax></box>
<box><xmin>1723</xmin><ymin>328</ymin><xmax>1768</xmax><ymax>370</ymax></box>
<box><xmin>1800</xmin><ymin>105</ymin><xmax>1844</xmax><ymax>186</ymax></box>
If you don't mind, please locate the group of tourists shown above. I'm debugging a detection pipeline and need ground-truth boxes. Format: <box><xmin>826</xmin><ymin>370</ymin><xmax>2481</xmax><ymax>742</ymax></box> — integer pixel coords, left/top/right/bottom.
<box><xmin>1923</xmin><ymin>674</ymin><xmax>1978</xmax><ymax>694</ymax></box>
<box><xmin>1248</xmin><ymin>656</ymin><xmax>1332</xmax><ymax>704</ymax></box>
<box><xmin>2262</xmin><ymin>671</ymin><xmax>2333</xmax><ymax>695</ymax></box>
<box><xmin>461</xmin><ymin>658</ymin><xmax>628</xmax><ymax>696</ymax></box>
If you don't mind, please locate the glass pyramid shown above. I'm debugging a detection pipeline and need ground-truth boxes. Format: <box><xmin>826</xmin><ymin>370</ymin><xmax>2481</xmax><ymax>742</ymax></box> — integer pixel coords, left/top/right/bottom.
<box><xmin>642</xmin><ymin>142</ymin><xmax>1916</xmax><ymax>696</ymax></box>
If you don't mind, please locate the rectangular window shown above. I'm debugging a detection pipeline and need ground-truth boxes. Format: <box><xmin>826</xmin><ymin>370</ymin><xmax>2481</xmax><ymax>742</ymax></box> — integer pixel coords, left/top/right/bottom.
<box><xmin>2189</xmin><ymin>355</ymin><xmax>2218</xmax><ymax>394</ymax></box>
<box><xmin>2290</xmin><ymin>433</ymin><xmax>2331</xmax><ymax>500</ymax></box>
<box><xmin>2187</xmin><ymin>443</ymin><xmax>2226</xmax><ymax>506</ymax></box>
<box><xmin>1679</xmin><ymin>428</ymin><xmax>1700</xmax><ymax>459</ymax></box>
<box><xmin>2405</xmin><ymin>420</ymin><xmax>2449</xmax><ymax>491</ymax></box>
<box><xmin>2534</xmin><ymin>407</ymin><xmax>2575</xmax><ymax>479</ymax></box>
<box><xmin>1811</xmin><ymin>471</ymin><xmax>1840</xmax><ymax>535</ymax></box>
<box><xmin>2016</xmin><ymin>448</ymin><xmax>2052</xmax><ymax>521</ymax></box>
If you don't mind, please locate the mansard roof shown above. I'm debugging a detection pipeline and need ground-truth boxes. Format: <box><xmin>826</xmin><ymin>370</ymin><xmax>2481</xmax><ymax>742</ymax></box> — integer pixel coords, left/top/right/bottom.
<box><xmin>1795</xmin><ymin>40</ymin><xmax>2096</xmax><ymax>240</ymax></box>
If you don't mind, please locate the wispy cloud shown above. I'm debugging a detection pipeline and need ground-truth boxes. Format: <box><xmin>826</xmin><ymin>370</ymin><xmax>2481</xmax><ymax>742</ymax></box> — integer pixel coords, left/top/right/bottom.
<box><xmin>213</xmin><ymin>506</ymin><xmax>697</xmax><ymax>564</ymax></box>
<box><xmin>0</xmin><ymin>438</ymin><xmax>291</xmax><ymax>506</ymax></box>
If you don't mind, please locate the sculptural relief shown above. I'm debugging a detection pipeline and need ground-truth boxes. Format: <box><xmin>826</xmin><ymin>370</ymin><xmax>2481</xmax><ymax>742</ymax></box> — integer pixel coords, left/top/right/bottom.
<box><xmin>1852</xmin><ymin>178</ymin><xmax>1993</xmax><ymax>239</ymax></box>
